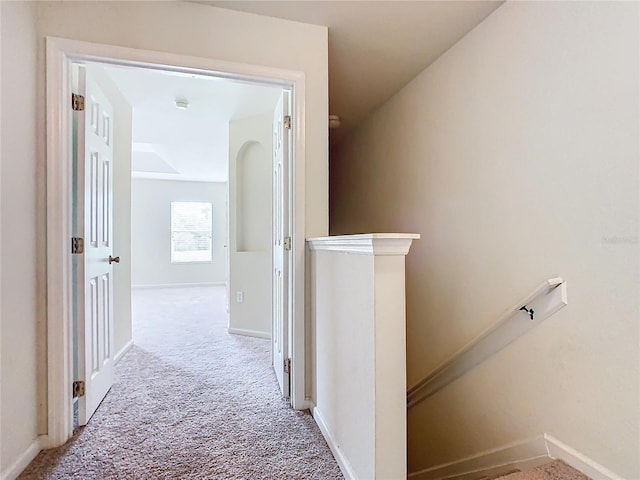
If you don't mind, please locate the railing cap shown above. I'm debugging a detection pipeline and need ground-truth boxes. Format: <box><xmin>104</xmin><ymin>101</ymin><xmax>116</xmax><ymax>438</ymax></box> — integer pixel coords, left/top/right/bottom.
<box><xmin>307</xmin><ymin>233</ymin><xmax>420</xmax><ymax>256</ymax></box>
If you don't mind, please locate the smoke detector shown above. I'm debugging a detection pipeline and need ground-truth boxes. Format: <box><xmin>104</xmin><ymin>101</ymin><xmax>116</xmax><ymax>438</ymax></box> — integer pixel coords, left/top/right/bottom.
<box><xmin>329</xmin><ymin>114</ymin><xmax>341</xmax><ymax>129</ymax></box>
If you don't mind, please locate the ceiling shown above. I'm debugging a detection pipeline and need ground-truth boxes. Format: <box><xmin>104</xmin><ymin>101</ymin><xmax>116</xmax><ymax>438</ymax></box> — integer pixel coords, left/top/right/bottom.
<box><xmin>98</xmin><ymin>63</ymin><xmax>282</xmax><ymax>182</ymax></box>
<box><xmin>196</xmin><ymin>1</ymin><xmax>504</xmax><ymax>144</ymax></box>
<box><xmin>95</xmin><ymin>2</ymin><xmax>505</xmax><ymax>181</ymax></box>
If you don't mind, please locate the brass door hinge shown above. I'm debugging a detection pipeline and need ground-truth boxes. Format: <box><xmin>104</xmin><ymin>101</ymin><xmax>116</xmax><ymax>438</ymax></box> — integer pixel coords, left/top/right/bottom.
<box><xmin>72</xmin><ymin>93</ymin><xmax>85</xmax><ymax>111</ymax></box>
<box><xmin>284</xmin><ymin>115</ymin><xmax>292</xmax><ymax>130</ymax></box>
<box><xmin>72</xmin><ymin>380</ymin><xmax>85</xmax><ymax>398</ymax></box>
<box><xmin>71</xmin><ymin>237</ymin><xmax>84</xmax><ymax>254</ymax></box>
<box><xmin>283</xmin><ymin>236</ymin><xmax>292</xmax><ymax>251</ymax></box>
<box><xmin>284</xmin><ymin>358</ymin><xmax>291</xmax><ymax>374</ymax></box>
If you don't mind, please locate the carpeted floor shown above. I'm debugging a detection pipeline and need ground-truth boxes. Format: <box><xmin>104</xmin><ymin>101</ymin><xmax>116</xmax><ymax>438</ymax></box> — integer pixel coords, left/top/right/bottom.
<box><xmin>20</xmin><ymin>286</ymin><xmax>343</xmax><ymax>480</ymax></box>
<box><xmin>497</xmin><ymin>460</ymin><xmax>591</xmax><ymax>480</ymax></box>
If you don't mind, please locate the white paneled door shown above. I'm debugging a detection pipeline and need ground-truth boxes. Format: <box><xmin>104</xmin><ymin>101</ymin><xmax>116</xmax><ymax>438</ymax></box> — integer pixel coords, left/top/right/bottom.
<box><xmin>75</xmin><ymin>67</ymin><xmax>116</xmax><ymax>425</ymax></box>
<box><xmin>272</xmin><ymin>91</ymin><xmax>291</xmax><ymax>398</ymax></box>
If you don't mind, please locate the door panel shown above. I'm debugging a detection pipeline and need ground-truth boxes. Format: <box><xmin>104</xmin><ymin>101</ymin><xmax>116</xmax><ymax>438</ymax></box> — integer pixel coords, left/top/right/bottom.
<box><xmin>272</xmin><ymin>91</ymin><xmax>291</xmax><ymax>398</ymax></box>
<box><xmin>75</xmin><ymin>66</ymin><xmax>115</xmax><ymax>425</ymax></box>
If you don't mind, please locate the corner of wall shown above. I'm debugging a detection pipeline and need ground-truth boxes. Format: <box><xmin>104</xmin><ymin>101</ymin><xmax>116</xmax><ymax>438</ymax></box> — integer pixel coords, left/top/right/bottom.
<box><xmin>1</xmin><ymin>0</ymin><xmax>41</xmax><ymax>472</ymax></box>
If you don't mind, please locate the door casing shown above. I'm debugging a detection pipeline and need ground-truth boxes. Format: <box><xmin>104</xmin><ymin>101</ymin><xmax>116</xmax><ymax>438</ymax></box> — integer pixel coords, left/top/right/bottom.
<box><xmin>45</xmin><ymin>36</ymin><xmax>308</xmax><ymax>449</ymax></box>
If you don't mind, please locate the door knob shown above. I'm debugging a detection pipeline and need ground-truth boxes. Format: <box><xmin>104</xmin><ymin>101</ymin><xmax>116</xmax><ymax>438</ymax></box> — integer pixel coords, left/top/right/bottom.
<box><xmin>108</xmin><ymin>255</ymin><xmax>120</xmax><ymax>264</ymax></box>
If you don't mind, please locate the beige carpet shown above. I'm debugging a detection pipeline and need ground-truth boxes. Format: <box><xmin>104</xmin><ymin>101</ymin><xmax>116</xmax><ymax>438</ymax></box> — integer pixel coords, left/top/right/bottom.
<box><xmin>497</xmin><ymin>460</ymin><xmax>591</xmax><ymax>480</ymax></box>
<box><xmin>20</xmin><ymin>286</ymin><xmax>343</xmax><ymax>479</ymax></box>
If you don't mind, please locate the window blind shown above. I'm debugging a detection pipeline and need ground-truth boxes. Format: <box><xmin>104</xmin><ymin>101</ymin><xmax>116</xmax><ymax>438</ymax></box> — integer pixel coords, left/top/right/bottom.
<box><xmin>170</xmin><ymin>202</ymin><xmax>213</xmax><ymax>263</ymax></box>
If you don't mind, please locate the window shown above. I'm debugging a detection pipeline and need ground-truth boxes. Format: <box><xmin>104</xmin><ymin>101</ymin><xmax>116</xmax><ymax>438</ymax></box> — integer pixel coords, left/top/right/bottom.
<box><xmin>171</xmin><ymin>202</ymin><xmax>213</xmax><ymax>263</ymax></box>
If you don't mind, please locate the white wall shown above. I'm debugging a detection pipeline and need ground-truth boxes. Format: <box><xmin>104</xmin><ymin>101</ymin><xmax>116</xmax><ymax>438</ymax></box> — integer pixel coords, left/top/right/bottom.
<box><xmin>331</xmin><ymin>2</ymin><xmax>639</xmax><ymax>478</ymax></box>
<box><xmin>312</xmin><ymin>251</ymin><xmax>376</xmax><ymax>479</ymax></box>
<box><xmin>131</xmin><ymin>179</ymin><xmax>227</xmax><ymax>286</ymax></box>
<box><xmin>309</xmin><ymin>238</ymin><xmax>412</xmax><ymax>480</ymax></box>
<box><xmin>228</xmin><ymin>113</ymin><xmax>273</xmax><ymax>338</ymax></box>
<box><xmin>36</xmin><ymin>0</ymin><xmax>328</xmax><ymax>237</ymax></box>
<box><xmin>0</xmin><ymin>0</ymin><xmax>40</xmax><ymax>474</ymax></box>
<box><xmin>85</xmin><ymin>65</ymin><xmax>133</xmax><ymax>363</ymax></box>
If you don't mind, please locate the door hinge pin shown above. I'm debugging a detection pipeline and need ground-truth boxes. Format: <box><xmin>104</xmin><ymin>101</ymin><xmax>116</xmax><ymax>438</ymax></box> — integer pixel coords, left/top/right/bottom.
<box><xmin>283</xmin><ymin>236</ymin><xmax>292</xmax><ymax>251</ymax></box>
<box><xmin>284</xmin><ymin>115</ymin><xmax>292</xmax><ymax>130</ymax></box>
<box><xmin>72</xmin><ymin>93</ymin><xmax>85</xmax><ymax>111</ymax></box>
<box><xmin>72</xmin><ymin>380</ymin><xmax>85</xmax><ymax>398</ymax></box>
<box><xmin>284</xmin><ymin>358</ymin><xmax>291</xmax><ymax>374</ymax></box>
<box><xmin>71</xmin><ymin>237</ymin><xmax>84</xmax><ymax>254</ymax></box>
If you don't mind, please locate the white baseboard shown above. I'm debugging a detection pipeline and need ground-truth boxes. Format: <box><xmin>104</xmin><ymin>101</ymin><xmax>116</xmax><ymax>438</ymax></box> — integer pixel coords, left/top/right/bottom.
<box><xmin>408</xmin><ymin>434</ymin><xmax>622</xmax><ymax>480</ymax></box>
<box><xmin>1</xmin><ymin>436</ymin><xmax>44</xmax><ymax>480</ymax></box>
<box><xmin>543</xmin><ymin>434</ymin><xmax>623</xmax><ymax>480</ymax></box>
<box><xmin>131</xmin><ymin>282</ymin><xmax>226</xmax><ymax>289</ymax></box>
<box><xmin>227</xmin><ymin>327</ymin><xmax>270</xmax><ymax>339</ymax></box>
<box><xmin>311</xmin><ymin>405</ymin><xmax>357</xmax><ymax>480</ymax></box>
<box><xmin>114</xmin><ymin>339</ymin><xmax>134</xmax><ymax>364</ymax></box>
<box><xmin>408</xmin><ymin>435</ymin><xmax>549</xmax><ymax>480</ymax></box>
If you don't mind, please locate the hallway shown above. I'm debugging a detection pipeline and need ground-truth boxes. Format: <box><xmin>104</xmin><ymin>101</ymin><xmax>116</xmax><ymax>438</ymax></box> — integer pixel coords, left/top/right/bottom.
<box><xmin>20</xmin><ymin>286</ymin><xmax>342</xmax><ymax>479</ymax></box>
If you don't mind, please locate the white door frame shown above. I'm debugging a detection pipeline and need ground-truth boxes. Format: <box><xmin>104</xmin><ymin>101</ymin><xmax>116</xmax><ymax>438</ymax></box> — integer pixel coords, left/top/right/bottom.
<box><xmin>45</xmin><ymin>36</ymin><xmax>308</xmax><ymax>449</ymax></box>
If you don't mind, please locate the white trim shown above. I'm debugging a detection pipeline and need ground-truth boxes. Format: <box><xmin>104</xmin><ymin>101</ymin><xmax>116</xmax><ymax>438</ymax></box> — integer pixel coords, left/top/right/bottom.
<box><xmin>407</xmin><ymin>433</ymin><xmax>622</xmax><ymax>480</ymax></box>
<box><xmin>227</xmin><ymin>327</ymin><xmax>270</xmax><ymax>339</ymax></box>
<box><xmin>131</xmin><ymin>172</ymin><xmax>227</xmax><ymax>183</ymax></box>
<box><xmin>46</xmin><ymin>36</ymin><xmax>74</xmax><ymax>448</ymax></box>
<box><xmin>131</xmin><ymin>282</ymin><xmax>226</xmax><ymax>289</ymax></box>
<box><xmin>47</xmin><ymin>37</ymin><xmax>303</xmax><ymax>87</ymax></box>
<box><xmin>298</xmin><ymin>398</ymin><xmax>315</xmax><ymax>411</ymax></box>
<box><xmin>114</xmin><ymin>340</ymin><xmax>134</xmax><ymax>365</ymax></box>
<box><xmin>311</xmin><ymin>406</ymin><xmax>357</xmax><ymax>480</ymax></box>
<box><xmin>407</xmin><ymin>278</ymin><xmax>567</xmax><ymax>408</ymax></box>
<box><xmin>290</xmin><ymin>75</ymin><xmax>306</xmax><ymax>410</ymax></box>
<box><xmin>38</xmin><ymin>434</ymin><xmax>56</xmax><ymax>450</ymax></box>
<box><xmin>307</xmin><ymin>233</ymin><xmax>420</xmax><ymax>256</ymax></box>
<box><xmin>45</xmin><ymin>36</ymin><xmax>307</xmax><ymax>449</ymax></box>
<box><xmin>0</xmin><ymin>436</ymin><xmax>44</xmax><ymax>480</ymax></box>
<box><xmin>408</xmin><ymin>436</ymin><xmax>549</xmax><ymax>480</ymax></box>
<box><xmin>544</xmin><ymin>434</ymin><xmax>623</xmax><ymax>480</ymax></box>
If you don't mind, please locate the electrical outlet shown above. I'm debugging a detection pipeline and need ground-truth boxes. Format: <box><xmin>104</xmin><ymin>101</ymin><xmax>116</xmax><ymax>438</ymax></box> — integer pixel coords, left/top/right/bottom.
<box><xmin>236</xmin><ymin>291</ymin><xmax>244</xmax><ymax>303</ymax></box>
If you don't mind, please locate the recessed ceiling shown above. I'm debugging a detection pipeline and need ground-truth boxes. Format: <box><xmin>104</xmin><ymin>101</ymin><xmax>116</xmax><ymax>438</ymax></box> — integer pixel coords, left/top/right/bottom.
<box><xmin>195</xmin><ymin>1</ymin><xmax>504</xmax><ymax>144</ymax></box>
<box><xmin>97</xmin><ymin>63</ymin><xmax>283</xmax><ymax>182</ymax></box>
<box><xmin>131</xmin><ymin>143</ymin><xmax>179</xmax><ymax>175</ymax></box>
